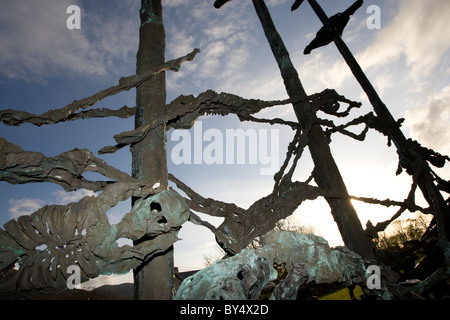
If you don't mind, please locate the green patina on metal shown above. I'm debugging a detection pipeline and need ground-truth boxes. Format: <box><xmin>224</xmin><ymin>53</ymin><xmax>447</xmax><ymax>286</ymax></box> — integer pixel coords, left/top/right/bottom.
<box><xmin>175</xmin><ymin>231</ymin><xmax>372</xmax><ymax>300</ymax></box>
<box><xmin>140</xmin><ymin>11</ymin><xmax>163</xmax><ymax>27</ymax></box>
<box><xmin>0</xmin><ymin>182</ymin><xmax>189</xmax><ymax>292</ymax></box>
<box><xmin>139</xmin><ymin>1</ymin><xmax>163</xmax><ymax>27</ymax></box>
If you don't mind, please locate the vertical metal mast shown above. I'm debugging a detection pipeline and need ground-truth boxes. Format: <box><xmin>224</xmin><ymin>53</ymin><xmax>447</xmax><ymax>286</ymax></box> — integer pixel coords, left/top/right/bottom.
<box><xmin>133</xmin><ymin>0</ymin><xmax>173</xmax><ymax>300</ymax></box>
<box><xmin>251</xmin><ymin>0</ymin><xmax>375</xmax><ymax>259</ymax></box>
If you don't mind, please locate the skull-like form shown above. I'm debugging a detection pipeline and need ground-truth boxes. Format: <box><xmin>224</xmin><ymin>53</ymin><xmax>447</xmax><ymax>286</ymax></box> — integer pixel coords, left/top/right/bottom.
<box><xmin>117</xmin><ymin>189</ymin><xmax>190</xmax><ymax>241</ymax></box>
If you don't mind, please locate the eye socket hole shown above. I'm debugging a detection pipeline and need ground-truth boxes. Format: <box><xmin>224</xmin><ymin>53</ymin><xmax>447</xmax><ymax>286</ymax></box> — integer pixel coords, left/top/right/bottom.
<box><xmin>150</xmin><ymin>202</ymin><xmax>162</xmax><ymax>212</ymax></box>
<box><xmin>157</xmin><ymin>216</ymin><xmax>168</xmax><ymax>225</ymax></box>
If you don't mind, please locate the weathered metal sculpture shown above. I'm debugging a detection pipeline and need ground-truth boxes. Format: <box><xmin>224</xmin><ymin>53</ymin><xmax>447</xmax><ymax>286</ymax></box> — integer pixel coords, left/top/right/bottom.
<box><xmin>303</xmin><ymin>0</ymin><xmax>363</xmax><ymax>54</ymax></box>
<box><xmin>174</xmin><ymin>231</ymin><xmax>388</xmax><ymax>300</ymax></box>
<box><xmin>0</xmin><ymin>181</ymin><xmax>189</xmax><ymax>292</ymax></box>
<box><xmin>292</xmin><ymin>0</ymin><xmax>450</xmax><ymax>265</ymax></box>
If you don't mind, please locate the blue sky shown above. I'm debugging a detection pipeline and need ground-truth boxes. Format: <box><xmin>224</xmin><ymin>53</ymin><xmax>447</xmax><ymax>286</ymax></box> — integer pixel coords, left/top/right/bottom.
<box><xmin>1</xmin><ymin>0</ymin><xmax>450</xmax><ymax>279</ymax></box>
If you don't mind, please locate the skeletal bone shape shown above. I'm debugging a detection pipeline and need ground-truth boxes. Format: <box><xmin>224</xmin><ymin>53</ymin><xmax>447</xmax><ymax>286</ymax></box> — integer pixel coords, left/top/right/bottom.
<box><xmin>174</xmin><ymin>231</ymin><xmax>398</xmax><ymax>300</ymax></box>
<box><xmin>0</xmin><ymin>184</ymin><xmax>189</xmax><ymax>292</ymax></box>
<box><xmin>174</xmin><ymin>231</ymin><xmax>368</xmax><ymax>300</ymax></box>
<box><xmin>116</xmin><ymin>189</ymin><xmax>190</xmax><ymax>241</ymax></box>
<box><xmin>0</xmin><ymin>137</ymin><xmax>134</xmax><ymax>192</ymax></box>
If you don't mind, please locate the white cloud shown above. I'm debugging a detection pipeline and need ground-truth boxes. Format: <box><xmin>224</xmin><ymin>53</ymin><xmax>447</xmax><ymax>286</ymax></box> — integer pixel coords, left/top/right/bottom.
<box><xmin>295</xmin><ymin>0</ymin><xmax>450</xmax><ymax>93</ymax></box>
<box><xmin>358</xmin><ymin>0</ymin><xmax>450</xmax><ymax>79</ymax></box>
<box><xmin>294</xmin><ymin>51</ymin><xmax>350</xmax><ymax>91</ymax></box>
<box><xmin>8</xmin><ymin>198</ymin><xmax>44</xmax><ymax>219</ymax></box>
<box><xmin>266</xmin><ymin>0</ymin><xmax>289</xmax><ymax>7</ymax></box>
<box><xmin>198</xmin><ymin>241</ymin><xmax>218</xmax><ymax>249</ymax></box>
<box><xmin>165</xmin><ymin>0</ymin><xmax>256</xmax><ymax>93</ymax></box>
<box><xmin>404</xmin><ymin>85</ymin><xmax>450</xmax><ymax>155</ymax></box>
<box><xmin>163</xmin><ymin>0</ymin><xmax>190</xmax><ymax>7</ymax></box>
<box><xmin>204</xmin><ymin>22</ymin><xmax>240</xmax><ymax>40</ymax></box>
<box><xmin>198</xmin><ymin>2</ymin><xmax>255</xmax><ymax>79</ymax></box>
<box><xmin>198</xmin><ymin>41</ymin><xmax>230</xmax><ymax>77</ymax></box>
<box><xmin>7</xmin><ymin>189</ymin><xmax>96</xmax><ymax>220</ymax></box>
<box><xmin>242</xmin><ymin>69</ymin><xmax>287</xmax><ymax>100</ymax></box>
<box><xmin>372</xmin><ymin>71</ymin><xmax>394</xmax><ymax>96</ymax></box>
<box><xmin>53</xmin><ymin>189</ymin><xmax>97</xmax><ymax>205</ymax></box>
<box><xmin>0</xmin><ymin>0</ymin><xmax>139</xmax><ymax>82</ymax></box>
<box><xmin>167</xmin><ymin>27</ymin><xmax>196</xmax><ymax>59</ymax></box>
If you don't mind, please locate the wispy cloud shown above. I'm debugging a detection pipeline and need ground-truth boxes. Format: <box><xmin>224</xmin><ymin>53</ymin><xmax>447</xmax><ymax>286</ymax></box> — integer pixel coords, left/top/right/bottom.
<box><xmin>405</xmin><ymin>85</ymin><xmax>450</xmax><ymax>155</ymax></box>
<box><xmin>163</xmin><ymin>0</ymin><xmax>190</xmax><ymax>7</ymax></box>
<box><xmin>295</xmin><ymin>52</ymin><xmax>350</xmax><ymax>91</ymax></box>
<box><xmin>0</xmin><ymin>0</ymin><xmax>139</xmax><ymax>82</ymax></box>
<box><xmin>8</xmin><ymin>189</ymin><xmax>96</xmax><ymax>220</ymax></box>
<box><xmin>52</xmin><ymin>189</ymin><xmax>96</xmax><ymax>205</ymax></box>
<box><xmin>8</xmin><ymin>198</ymin><xmax>44</xmax><ymax>220</ymax></box>
<box><xmin>358</xmin><ymin>0</ymin><xmax>450</xmax><ymax>79</ymax></box>
<box><xmin>198</xmin><ymin>241</ymin><xmax>218</xmax><ymax>249</ymax></box>
<box><xmin>294</xmin><ymin>0</ymin><xmax>450</xmax><ymax>93</ymax></box>
<box><xmin>167</xmin><ymin>27</ymin><xmax>196</xmax><ymax>59</ymax></box>
<box><xmin>165</xmin><ymin>0</ymin><xmax>257</xmax><ymax>93</ymax></box>
<box><xmin>266</xmin><ymin>0</ymin><xmax>290</xmax><ymax>7</ymax></box>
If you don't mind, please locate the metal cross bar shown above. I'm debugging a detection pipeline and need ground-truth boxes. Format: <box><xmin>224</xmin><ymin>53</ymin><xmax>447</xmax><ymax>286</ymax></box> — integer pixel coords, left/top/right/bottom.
<box><xmin>299</xmin><ymin>0</ymin><xmax>450</xmax><ymax>242</ymax></box>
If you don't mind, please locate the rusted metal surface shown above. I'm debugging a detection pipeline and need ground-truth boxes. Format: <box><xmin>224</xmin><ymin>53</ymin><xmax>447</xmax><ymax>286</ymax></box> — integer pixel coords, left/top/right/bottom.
<box><xmin>0</xmin><ymin>183</ymin><xmax>189</xmax><ymax>292</ymax></box>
